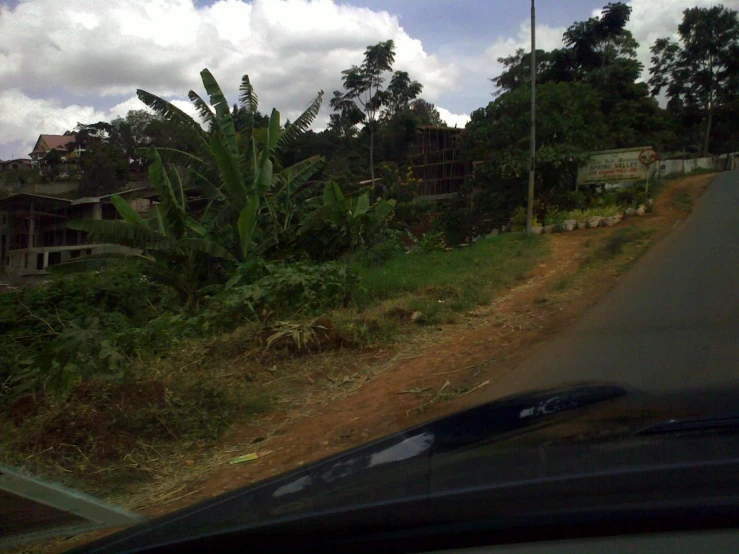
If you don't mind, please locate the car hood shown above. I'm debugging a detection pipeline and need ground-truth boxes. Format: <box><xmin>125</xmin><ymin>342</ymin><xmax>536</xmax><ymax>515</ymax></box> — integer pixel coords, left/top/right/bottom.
<box><xmin>72</xmin><ymin>382</ymin><xmax>739</xmax><ymax>553</ymax></box>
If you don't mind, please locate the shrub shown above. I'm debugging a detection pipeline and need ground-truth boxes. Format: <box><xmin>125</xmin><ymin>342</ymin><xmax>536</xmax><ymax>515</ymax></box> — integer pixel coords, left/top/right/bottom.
<box><xmin>563</xmin><ymin>205</ymin><xmax>622</xmax><ymax>220</ymax></box>
<box><xmin>615</xmin><ymin>185</ymin><xmax>647</xmax><ymax>206</ymax></box>
<box><xmin>417</xmin><ymin>231</ymin><xmax>446</xmax><ymax>253</ymax></box>
<box><xmin>543</xmin><ymin>207</ymin><xmax>567</xmax><ymax>226</ymax></box>
<box><xmin>393</xmin><ymin>201</ymin><xmax>437</xmax><ymax>229</ymax></box>
<box><xmin>352</xmin><ymin>233</ymin><xmax>405</xmax><ymax>267</ymax></box>
<box><xmin>509</xmin><ymin>206</ymin><xmax>540</xmax><ymax>230</ymax></box>
<box><xmin>0</xmin><ymin>263</ymin><xmax>176</xmax><ymax>399</ymax></box>
<box><xmin>215</xmin><ymin>261</ymin><xmax>360</xmax><ymax>323</ymax></box>
<box><xmin>433</xmin><ymin>168</ymin><xmax>526</xmax><ymax>245</ymax></box>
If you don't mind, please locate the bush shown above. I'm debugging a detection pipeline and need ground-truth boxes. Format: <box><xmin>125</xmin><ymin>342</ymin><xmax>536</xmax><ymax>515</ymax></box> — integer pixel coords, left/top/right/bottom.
<box><xmin>352</xmin><ymin>233</ymin><xmax>405</xmax><ymax>267</ymax></box>
<box><xmin>0</xmin><ymin>263</ymin><xmax>176</xmax><ymax>399</ymax></box>
<box><xmin>508</xmin><ymin>206</ymin><xmax>540</xmax><ymax>230</ymax></box>
<box><xmin>543</xmin><ymin>207</ymin><xmax>567</xmax><ymax>226</ymax></box>
<box><xmin>563</xmin><ymin>205</ymin><xmax>622</xmax><ymax>220</ymax></box>
<box><xmin>214</xmin><ymin>261</ymin><xmax>360</xmax><ymax>323</ymax></box>
<box><xmin>417</xmin><ymin>231</ymin><xmax>446</xmax><ymax>253</ymax></box>
<box><xmin>434</xmin><ymin>169</ymin><xmax>526</xmax><ymax>244</ymax></box>
<box><xmin>615</xmin><ymin>185</ymin><xmax>647</xmax><ymax>206</ymax></box>
<box><xmin>393</xmin><ymin>201</ymin><xmax>437</xmax><ymax>229</ymax></box>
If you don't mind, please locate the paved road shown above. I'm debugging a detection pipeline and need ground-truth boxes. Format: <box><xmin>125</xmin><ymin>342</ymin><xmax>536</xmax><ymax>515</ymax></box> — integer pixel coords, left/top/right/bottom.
<box><xmin>486</xmin><ymin>171</ymin><xmax>739</xmax><ymax>399</ymax></box>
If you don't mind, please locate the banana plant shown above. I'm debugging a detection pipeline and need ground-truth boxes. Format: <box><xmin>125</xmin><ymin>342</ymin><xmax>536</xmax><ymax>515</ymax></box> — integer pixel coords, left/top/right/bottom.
<box><xmin>63</xmin><ymin>70</ymin><xmax>327</xmax><ymax>300</ymax></box>
<box><xmin>299</xmin><ymin>181</ymin><xmax>397</xmax><ymax>251</ymax></box>
<box><xmin>66</xmin><ymin>148</ymin><xmax>235</xmax><ymax>302</ymax></box>
<box><xmin>137</xmin><ymin>69</ymin><xmax>325</xmax><ymax>262</ymax></box>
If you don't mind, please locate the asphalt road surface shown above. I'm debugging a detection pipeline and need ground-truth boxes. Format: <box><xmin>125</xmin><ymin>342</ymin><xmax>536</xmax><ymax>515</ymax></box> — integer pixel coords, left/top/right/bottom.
<box><xmin>486</xmin><ymin>171</ymin><xmax>739</xmax><ymax>399</ymax></box>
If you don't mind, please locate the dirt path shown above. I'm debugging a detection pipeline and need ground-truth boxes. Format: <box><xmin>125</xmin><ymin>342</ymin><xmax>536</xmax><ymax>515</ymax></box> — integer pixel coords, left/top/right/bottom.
<box><xmin>44</xmin><ymin>173</ymin><xmax>714</xmax><ymax>552</ymax></box>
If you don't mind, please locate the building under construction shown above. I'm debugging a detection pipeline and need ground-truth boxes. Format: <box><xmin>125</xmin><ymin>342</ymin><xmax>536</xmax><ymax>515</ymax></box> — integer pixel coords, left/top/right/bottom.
<box><xmin>408</xmin><ymin>126</ymin><xmax>471</xmax><ymax>199</ymax></box>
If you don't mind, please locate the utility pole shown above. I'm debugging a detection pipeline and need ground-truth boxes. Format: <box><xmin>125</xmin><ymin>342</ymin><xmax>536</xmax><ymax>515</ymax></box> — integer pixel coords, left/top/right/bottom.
<box><xmin>526</xmin><ymin>0</ymin><xmax>536</xmax><ymax>234</ymax></box>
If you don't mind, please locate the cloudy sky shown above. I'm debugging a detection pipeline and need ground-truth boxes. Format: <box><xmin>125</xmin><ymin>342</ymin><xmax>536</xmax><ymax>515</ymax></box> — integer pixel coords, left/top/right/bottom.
<box><xmin>0</xmin><ymin>0</ymin><xmax>734</xmax><ymax>159</ymax></box>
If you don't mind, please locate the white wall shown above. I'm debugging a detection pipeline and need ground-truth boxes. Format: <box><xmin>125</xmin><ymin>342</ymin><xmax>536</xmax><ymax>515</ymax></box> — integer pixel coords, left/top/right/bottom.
<box><xmin>658</xmin><ymin>154</ymin><xmax>738</xmax><ymax>178</ymax></box>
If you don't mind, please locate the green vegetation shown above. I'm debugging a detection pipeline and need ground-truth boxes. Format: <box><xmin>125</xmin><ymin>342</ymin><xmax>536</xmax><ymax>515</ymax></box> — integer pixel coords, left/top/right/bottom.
<box><xmin>563</xmin><ymin>206</ymin><xmax>623</xmax><ymax>220</ymax></box>
<box><xmin>650</xmin><ymin>5</ymin><xmax>739</xmax><ymax>155</ymax></box>
<box><xmin>353</xmin><ymin>233</ymin><xmax>547</xmax><ymax>323</ymax></box>
<box><xmin>671</xmin><ymin>190</ymin><xmax>694</xmax><ymax>212</ymax></box>
<box><xmin>584</xmin><ymin>227</ymin><xmax>657</xmax><ymax>266</ymax></box>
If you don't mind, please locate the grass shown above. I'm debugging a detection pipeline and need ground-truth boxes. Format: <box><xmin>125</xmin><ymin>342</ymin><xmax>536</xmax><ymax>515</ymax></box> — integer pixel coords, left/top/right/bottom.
<box><xmin>351</xmin><ymin>233</ymin><xmax>548</xmax><ymax>325</ymax></box>
<box><xmin>671</xmin><ymin>190</ymin><xmax>693</xmax><ymax>212</ymax></box>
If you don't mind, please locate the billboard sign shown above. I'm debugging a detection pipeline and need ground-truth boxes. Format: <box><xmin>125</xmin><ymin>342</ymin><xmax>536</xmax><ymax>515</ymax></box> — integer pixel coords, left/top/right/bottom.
<box><xmin>577</xmin><ymin>147</ymin><xmax>658</xmax><ymax>185</ymax></box>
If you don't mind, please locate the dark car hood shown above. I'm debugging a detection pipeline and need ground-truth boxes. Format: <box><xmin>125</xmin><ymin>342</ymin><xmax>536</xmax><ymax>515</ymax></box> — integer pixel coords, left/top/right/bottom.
<box><xmin>71</xmin><ymin>382</ymin><xmax>739</xmax><ymax>553</ymax></box>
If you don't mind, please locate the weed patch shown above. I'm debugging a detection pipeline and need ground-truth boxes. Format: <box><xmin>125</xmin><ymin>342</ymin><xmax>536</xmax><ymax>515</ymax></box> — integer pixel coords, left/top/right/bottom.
<box><xmin>583</xmin><ymin>227</ymin><xmax>656</xmax><ymax>266</ymax></box>
<box><xmin>2</xmin><ymin>362</ymin><xmax>271</xmax><ymax>495</ymax></box>
<box><xmin>671</xmin><ymin>190</ymin><xmax>693</xmax><ymax>212</ymax></box>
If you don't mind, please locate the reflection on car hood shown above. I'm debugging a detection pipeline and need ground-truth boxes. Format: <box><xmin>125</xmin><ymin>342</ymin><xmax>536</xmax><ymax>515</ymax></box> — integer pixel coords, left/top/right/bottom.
<box><xmin>72</xmin><ymin>382</ymin><xmax>739</xmax><ymax>553</ymax></box>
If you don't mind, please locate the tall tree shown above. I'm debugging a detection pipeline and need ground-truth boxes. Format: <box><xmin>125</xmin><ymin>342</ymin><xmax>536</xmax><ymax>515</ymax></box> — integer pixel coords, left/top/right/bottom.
<box><xmin>563</xmin><ymin>2</ymin><xmax>638</xmax><ymax>83</ymax></box>
<box><xmin>649</xmin><ymin>4</ymin><xmax>739</xmax><ymax>154</ymax></box>
<box><xmin>332</xmin><ymin>40</ymin><xmax>396</xmax><ymax>184</ymax></box>
<box><xmin>109</xmin><ymin>110</ymin><xmax>156</xmax><ymax>166</ymax></box>
<box><xmin>76</xmin><ymin>142</ymin><xmax>128</xmax><ymax>198</ymax></box>
<box><xmin>464</xmin><ymin>82</ymin><xmax>607</xmax><ymax>183</ymax></box>
<box><xmin>492</xmin><ymin>3</ymin><xmax>670</xmax><ymax>150</ymax></box>
<box><xmin>409</xmin><ymin>98</ymin><xmax>445</xmax><ymax>127</ymax></box>
<box><xmin>382</xmin><ymin>71</ymin><xmax>423</xmax><ymax>121</ymax></box>
<box><xmin>328</xmin><ymin>91</ymin><xmax>364</xmax><ymax>148</ymax></box>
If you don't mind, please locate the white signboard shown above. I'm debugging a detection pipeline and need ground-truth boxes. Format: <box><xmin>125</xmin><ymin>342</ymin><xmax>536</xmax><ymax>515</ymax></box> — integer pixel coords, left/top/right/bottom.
<box><xmin>577</xmin><ymin>147</ymin><xmax>655</xmax><ymax>185</ymax></box>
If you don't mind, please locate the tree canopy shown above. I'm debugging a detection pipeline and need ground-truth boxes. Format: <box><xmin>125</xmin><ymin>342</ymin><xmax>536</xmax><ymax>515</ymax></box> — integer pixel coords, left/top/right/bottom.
<box><xmin>650</xmin><ymin>4</ymin><xmax>739</xmax><ymax>154</ymax></box>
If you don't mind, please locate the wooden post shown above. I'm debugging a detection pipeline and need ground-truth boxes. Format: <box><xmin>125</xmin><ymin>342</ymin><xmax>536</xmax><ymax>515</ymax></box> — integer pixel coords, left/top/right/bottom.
<box><xmin>526</xmin><ymin>0</ymin><xmax>536</xmax><ymax>235</ymax></box>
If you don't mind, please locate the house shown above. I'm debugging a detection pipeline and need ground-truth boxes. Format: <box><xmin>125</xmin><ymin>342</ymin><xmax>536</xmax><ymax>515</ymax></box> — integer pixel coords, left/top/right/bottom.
<box><xmin>0</xmin><ymin>159</ymin><xmax>33</xmax><ymax>172</ymax></box>
<box><xmin>0</xmin><ymin>189</ymin><xmax>153</xmax><ymax>277</ymax></box>
<box><xmin>29</xmin><ymin>134</ymin><xmax>84</xmax><ymax>170</ymax></box>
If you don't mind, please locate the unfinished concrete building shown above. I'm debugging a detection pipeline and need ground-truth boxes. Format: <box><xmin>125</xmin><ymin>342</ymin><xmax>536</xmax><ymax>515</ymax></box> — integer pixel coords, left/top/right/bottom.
<box><xmin>0</xmin><ymin>191</ymin><xmax>151</xmax><ymax>277</ymax></box>
<box><xmin>408</xmin><ymin>126</ymin><xmax>471</xmax><ymax>199</ymax></box>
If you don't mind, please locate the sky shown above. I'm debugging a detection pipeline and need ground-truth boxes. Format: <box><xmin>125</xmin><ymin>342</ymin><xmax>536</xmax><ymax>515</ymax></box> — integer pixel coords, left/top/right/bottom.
<box><xmin>0</xmin><ymin>0</ymin><xmax>735</xmax><ymax>159</ymax></box>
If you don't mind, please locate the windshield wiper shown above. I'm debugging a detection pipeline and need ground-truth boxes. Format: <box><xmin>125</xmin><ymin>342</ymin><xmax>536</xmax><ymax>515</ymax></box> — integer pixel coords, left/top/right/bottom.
<box><xmin>634</xmin><ymin>415</ymin><xmax>739</xmax><ymax>436</ymax></box>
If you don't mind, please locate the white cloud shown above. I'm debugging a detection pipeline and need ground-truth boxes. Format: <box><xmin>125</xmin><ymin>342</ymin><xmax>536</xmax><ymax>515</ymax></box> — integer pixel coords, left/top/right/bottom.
<box><xmin>0</xmin><ymin>89</ymin><xmax>107</xmax><ymax>158</ymax></box>
<box><xmin>485</xmin><ymin>21</ymin><xmax>566</xmax><ymax>62</ymax></box>
<box><xmin>0</xmin><ymin>0</ymin><xmax>561</xmax><ymax>158</ymax></box>
<box><xmin>437</xmin><ymin>107</ymin><xmax>470</xmax><ymax>129</ymax></box>
<box><xmin>0</xmin><ymin>0</ymin><xmax>461</xmax><ymax>159</ymax></box>
<box><xmin>2</xmin><ymin>0</ymin><xmax>736</xmax><ymax>159</ymax></box>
